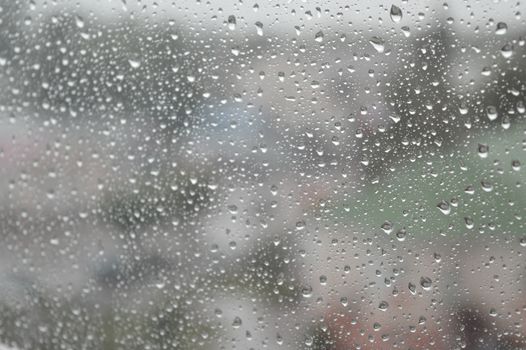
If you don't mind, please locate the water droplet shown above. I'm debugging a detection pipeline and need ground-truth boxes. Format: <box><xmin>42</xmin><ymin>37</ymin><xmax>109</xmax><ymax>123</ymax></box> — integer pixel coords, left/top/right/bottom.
<box><xmin>437</xmin><ymin>200</ymin><xmax>450</xmax><ymax>215</ymax></box>
<box><xmin>296</xmin><ymin>220</ymin><xmax>306</xmax><ymax>230</ymax></box>
<box><xmin>232</xmin><ymin>316</ymin><xmax>242</xmax><ymax>328</ymax></box>
<box><xmin>496</xmin><ymin>22</ymin><xmax>508</xmax><ymax>35</ymax></box>
<box><xmin>419</xmin><ymin>276</ymin><xmax>432</xmax><ymax>291</ymax></box>
<box><xmin>401</xmin><ymin>26</ymin><xmax>411</xmax><ymax>37</ymax></box>
<box><xmin>408</xmin><ymin>282</ymin><xmax>416</xmax><ymax>294</ymax></box>
<box><xmin>128</xmin><ymin>59</ymin><xmax>141</xmax><ymax>69</ymax></box>
<box><xmin>75</xmin><ymin>15</ymin><xmax>85</xmax><ymax>29</ymax></box>
<box><xmin>227</xmin><ymin>15</ymin><xmax>236</xmax><ymax>30</ymax></box>
<box><xmin>301</xmin><ymin>285</ymin><xmax>313</xmax><ymax>298</ymax></box>
<box><xmin>390</xmin><ymin>5</ymin><xmax>402</xmax><ymax>23</ymax></box>
<box><xmin>314</xmin><ymin>31</ymin><xmax>324</xmax><ymax>43</ymax></box>
<box><xmin>381</xmin><ymin>221</ymin><xmax>393</xmax><ymax>234</ymax></box>
<box><xmin>395</xmin><ymin>228</ymin><xmax>407</xmax><ymax>241</ymax></box>
<box><xmin>478</xmin><ymin>144</ymin><xmax>489</xmax><ymax>158</ymax></box>
<box><xmin>464</xmin><ymin>217</ymin><xmax>474</xmax><ymax>229</ymax></box>
<box><xmin>512</xmin><ymin>160</ymin><xmax>521</xmax><ymax>171</ymax></box>
<box><xmin>319</xmin><ymin>275</ymin><xmax>327</xmax><ymax>285</ymax></box>
<box><xmin>255</xmin><ymin>21</ymin><xmax>263</xmax><ymax>36</ymax></box>
<box><xmin>276</xmin><ymin>333</ymin><xmax>283</xmax><ymax>345</ymax></box>
<box><xmin>378</xmin><ymin>300</ymin><xmax>389</xmax><ymax>311</ymax></box>
<box><xmin>501</xmin><ymin>43</ymin><xmax>514</xmax><ymax>58</ymax></box>
<box><xmin>481</xmin><ymin>180</ymin><xmax>493</xmax><ymax>192</ymax></box>
<box><xmin>489</xmin><ymin>308</ymin><xmax>498</xmax><ymax>317</ymax></box>
<box><xmin>486</xmin><ymin>106</ymin><xmax>498</xmax><ymax>121</ymax></box>
<box><xmin>369</xmin><ymin>36</ymin><xmax>385</xmax><ymax>53</ymax></box>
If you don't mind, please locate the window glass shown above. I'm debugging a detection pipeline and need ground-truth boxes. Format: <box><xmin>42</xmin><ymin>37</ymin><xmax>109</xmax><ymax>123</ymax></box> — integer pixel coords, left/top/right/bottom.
<box><xmin>0</xmin><ymin>0</ymin><xmax>525</xmax><ymax>349</ymax></box>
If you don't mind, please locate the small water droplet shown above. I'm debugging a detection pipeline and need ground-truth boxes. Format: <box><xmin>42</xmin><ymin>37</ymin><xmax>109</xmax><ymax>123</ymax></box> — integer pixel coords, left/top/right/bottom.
<box><xmin>420</xmin><ymin>276</ymin><xmax>432</xmax><ymax>291</ymax></box>
<box><xmin>314</xmin><ymin>31</ymin><xmax>324</xmax><ymax>42</ymax></box>
<box><xmin>75</xmin><ymin>15</ymin><xmax>85</xmax><ymax>28</ymax></box>
<box><xmin>408</xmin><ymin>282</ymin><xmax>416</xmax><ymax>294</ymax></box>
<box><xmin>227</xmin><ymin>15</ymin><xmax>236</xmax><ymax>30</ymax></box>
<box><xmin>486</xmin><ymin>106</ymin><xmax>498</xmax><ymax>121</ymax></box>
<box><xmin>381</xmin><ymin>221</ymin><xmax>393</xmax><ymax>234</ymax></box>
<box><xmin>478</xmin><ymin>144</ymin><xmax>489</xmax><ymax>158</ymax></box>
<box><xmin>255</xmin><ymin>21</ymin><xmax>263</xmax><ymax>36</ymax></box>
<box><xmin>319</xmin><ymin>275</ymin><xmax>327</xmax><ymax>285</ymax></box>
<box><xmin>378</xmin><ymin>300</ymin><xmax>389</xmax><ymax>311</ymax></box>
<box><xmin>501</xmin><ymin>43</ymin><xmax>514</xmax><ymax>58</ymax></box>
<box><xmin>437</xmin><ymin>200</ymin><xmax>450</xmax><ymax>215</ymax></box>
<box><xmin>128</xmin><ymin>59</ymin><xmax>141</xmax><ymax>69</ymax></box>
<box><xmin>489</xmin><ymin>308</ymin><xmax>498</xmax><ymax>317</ymax></box>
<box><xmin>301</xmin><ymin>285</ymin><xmax>313</xmax><ymax>298</ymax></box>
<box><xmin>496</xmin><ymin>22</ymin><xmax>508</xmax><ymax>35</ymax></box>
<box><xmin>232</xmin><ymin>316</ymin><xmax>242</xmax><ymax>328</ymax></box>
<box><xmin>395</xmin><ymin>228</ymin><xmax>407</xmax><ymax>241</ymax></box>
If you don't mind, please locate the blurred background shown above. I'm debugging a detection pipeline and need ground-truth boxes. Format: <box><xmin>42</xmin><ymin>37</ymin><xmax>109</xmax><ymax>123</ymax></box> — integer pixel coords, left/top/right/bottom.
<box><xmin>0</xmin><ymin>0</ymin><xmax>525</xmax><ymax>349</ymax></box>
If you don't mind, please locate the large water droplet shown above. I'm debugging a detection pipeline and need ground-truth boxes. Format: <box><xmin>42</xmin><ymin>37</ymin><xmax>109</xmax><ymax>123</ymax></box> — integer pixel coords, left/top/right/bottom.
<box><xmin>369</xmin><ymin>36</ymin><xmax>385</xmax><ymax>53</ymax></box>
<box><xmin>390</xmin><ymin>5</ymin><xmax>402</xmax><ymax>23</ymax></box>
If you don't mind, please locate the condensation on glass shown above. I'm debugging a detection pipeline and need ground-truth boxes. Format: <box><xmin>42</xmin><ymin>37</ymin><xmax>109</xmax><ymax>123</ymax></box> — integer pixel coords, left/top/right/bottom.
<box><xmin>0</xmin><ymin>0</ymin><xmax>525</xmax><ymax>349</ymax></box>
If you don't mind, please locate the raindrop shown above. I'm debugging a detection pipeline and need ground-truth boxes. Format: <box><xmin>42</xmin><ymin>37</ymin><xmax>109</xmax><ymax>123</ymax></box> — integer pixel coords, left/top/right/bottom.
<box><xmin>464</xmin><ymin>217</ymin><xmax>474</xmax><ymax>229</ymax></box>
<box><xmin>314</xmin><ymin>31</ymin><xmax>324</xmax><ymax>42</ymax></box>
<box><xmin>75</xmin><ymin>15</ymin><xmax>85</xmax><ymax>29</ymax></box>
<box><xmin>340</xmin><ymin>297</ymin><xmax>348</xmax><ymax>307</ymax></box>
<box><xmin>489</xmin><ymin>308</ymin><xmax>497</xmax><ymax>317</ymax></box>
<box><xmin>232</xmin><ymin>316</ymin><xmax>242</xmax><ymax>328</ymax></box>
<box><xmin>227</xmin><ymin>15</ymin><xmax>236</xmax><ymax>30</ymax></box>
<box><xmin>301</xmin><ymin>285</ymin><xmax>313</xmax><ymax>298</ymax></box>
<box><xmin>378</xmin><ymin>301</ymin><xmax>389</xmax><ymax>311</ymax></box>
<box><xmin>495</xmin><ymin>22</ymin><xmax>508</xmax><ymax>35</ymax></box>
<box><xmin>369</xmin><ymin>36</ymin><xmax>385</xmax><ymax>53</ymax></box>
<box><xmin>128</xmin><ymin>59</ymin><xmax>141</xmax><ymax>69</ymax></box>
<box><xmin>481</xmin><ymin>180</ymin><xmax>493</xmax><ymax>192</ymax></box>
<box><xmin>255</xmin><ymin>21</ymin><xmax>263</xmax><ymax>36</ymax></box>
<box><xmin>420</xmin><ymin>276</ymin><xmax>432</xmax><ymax>291</ymax></box>
<box><xmin>390</xmin><ymin>5</ymin><xmax>402</xmax><ymax>23</ymax></box>
<box><xmin>486</xmin><ymin>106</ymin><xmax>498</xmax><ymax>121</ymax></box>
<box><xmin>319</xmin><ymin>275</ymin><xmax>327</xmax><ymax>285</ymax></box>
<box><xmin>437</xmin><ymin>200</ymin><xmax>450</xmax><ymax>215</ymax></box>
<box><xmin>395</xmin><ymin>228</ymin><xmax>407</xmax><ymax>241</ymax></box>
<box><xmin>501</xmin><ymin>43</ymin><xmax>514</xmax><ymax>58</ymax></box>
<box><xmin>381</xmin><ymin>221</ymin><xmax>393</xmax><ymax>234</ymax></box>
<box><xmin>401</xmin><ymin>26</ymin><xmax>411</xmax><ymax>37</ymax></box>
<box><xmin>478</xmin><ymin>144</ymin><xmax>489</xmax><ymax>158</ymax></box>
